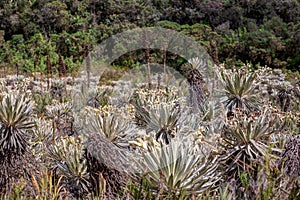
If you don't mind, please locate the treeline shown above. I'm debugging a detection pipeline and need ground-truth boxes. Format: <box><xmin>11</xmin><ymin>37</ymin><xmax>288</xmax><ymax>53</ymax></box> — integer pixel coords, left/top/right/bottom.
<box><xmin>0</xmin><ymin>0</ymin><xmax>299</xmax><ymax>74</ymax></box>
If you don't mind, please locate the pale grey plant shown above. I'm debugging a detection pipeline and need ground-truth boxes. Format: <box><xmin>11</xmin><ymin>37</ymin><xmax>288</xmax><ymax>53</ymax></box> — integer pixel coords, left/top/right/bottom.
<box><xmin>0</xmin><ymin>93</ymin><xmax>36</xmax><ymax>192</ymax></box>
<box><xmin>220</xmin><ymin>106</ymin><xmax>283</xmax><ymax>175</ymax></box>
<box><xmin>135</xmin><ymin>102</ymin><xmax>182</xmax><ymax>144</ymax></box>
<box><xmin>45</xmin><ymin>102</ymin><xmax>74</xmax><ymax>135</ymax></box>
<box><xmin>198</xmin><ymin>100</ymin><xmax>224</xmax><ymax>136</ymax></box>
<box><xmin>137</xmin><ymin>139</ymin><xmax>220</xmax><ymax>197</ymax></box>
<box><xmin>131</xmin><ymin>87</ymin><xmax>185</xmax><ymax>144</ymax></box>
<box><xmin>82</xmin><ymin>107</ymin><xmax>136</xmax><ymax>147</ymax></box>
<box><xmin>109</xmin><ymin>80</ymin><xmax>133</xmax><ymax>106</ymax></box>
<box><xmin>218</xmin><ymin>67</ymin><xmax>261</xmax><ymax>112</ymax></box>
<box><xmin>0</xmin><ymin>94</ymin><xmax>35</xmax><ymax>153</ymax></box>
<box><xmin>184</xmin><ymin>57</ymin><xmax>211</xmax><ymax>109</ymax></box>
<box><xmin>47</xmin><ymin>136</ymin><xmax>90</xmax><ymax>194</ymax></box>
<box><xmin>45</xmin><ymin>102</ymin><xmax>72</xmax><ymax>119</ymax></box>
<box><xmin>29</xmin><ymin>118</ymin><xmax>54</xmax><ymax>162</ymax></box>
<box><xmin>72</xmin><ymin>85</ymin><xmax>113</xmax><ymax>111</ymax></box>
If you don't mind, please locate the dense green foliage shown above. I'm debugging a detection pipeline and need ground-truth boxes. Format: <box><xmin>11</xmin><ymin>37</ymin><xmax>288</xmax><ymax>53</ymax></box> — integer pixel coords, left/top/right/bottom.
<box><xmin>0</xmin><ymin>0</ymin><xmax>300</xmax><ymax>74</ymax></box>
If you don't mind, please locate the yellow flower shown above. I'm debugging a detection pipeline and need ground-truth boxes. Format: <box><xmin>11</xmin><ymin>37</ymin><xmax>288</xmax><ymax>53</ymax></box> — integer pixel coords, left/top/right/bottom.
<box><xmin>154</xmin><ymin>101</ymin><xmax>160</xmax><ymax>105</ymax></box>
<box><xmin>197</xmin><ymin>126</ymin><xmax>204</xmax><ymax>135</ymax></box>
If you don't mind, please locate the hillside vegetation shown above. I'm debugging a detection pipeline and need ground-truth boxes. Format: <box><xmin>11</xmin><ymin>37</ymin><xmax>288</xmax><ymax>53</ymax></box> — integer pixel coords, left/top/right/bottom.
<box><xmin>0</xmin><ymin>0</ymin><xmax>300</xmax><ymax>74</ymax></box>
<box><xmin>0</xmin><ymin>1</ymin><xmax>299</xmax><ymax>199</ymax></box>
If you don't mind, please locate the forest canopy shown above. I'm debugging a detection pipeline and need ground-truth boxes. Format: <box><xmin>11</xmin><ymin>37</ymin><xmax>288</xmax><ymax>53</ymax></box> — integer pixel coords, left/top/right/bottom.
<box><xmin>0</xmin><ymin>0</ymin><xmax>299</xmax><ymax>74</ymax></box>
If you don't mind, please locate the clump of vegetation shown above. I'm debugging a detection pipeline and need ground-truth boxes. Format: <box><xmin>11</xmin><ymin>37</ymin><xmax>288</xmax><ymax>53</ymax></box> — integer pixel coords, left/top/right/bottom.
<box><xmin>0</xmin><ymin>94</ymin><xmax>37</xmax><ymax>194</ymax></box>
<box><xmin>0</xmin><ymin>63</ymin><xmax>298</xmax><ymax>199</ymax></box>
<box><xmin>219</xmin><ymin>66</ymin><xmax>261</xmax><ymax>113</ymax></box>
<box><xmin>0</xmin><ymin>0</ymin><xmax>299</xmax><ymax>198</ymax></box>
<box><xmin>137</xmin><ymin>140</ymin><xmax>220</xmax><ymax>198</ymax></box>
